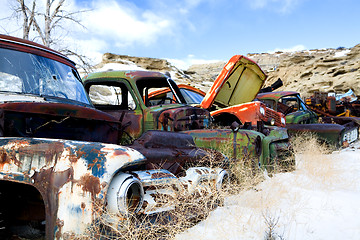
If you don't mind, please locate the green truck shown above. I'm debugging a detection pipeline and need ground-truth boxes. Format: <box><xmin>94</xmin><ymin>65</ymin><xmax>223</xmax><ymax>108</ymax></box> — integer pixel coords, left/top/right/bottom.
<box><xmin>83</xmin><ymin>67</ymin><xmax>291</xmax><ymax>170</ymax></box>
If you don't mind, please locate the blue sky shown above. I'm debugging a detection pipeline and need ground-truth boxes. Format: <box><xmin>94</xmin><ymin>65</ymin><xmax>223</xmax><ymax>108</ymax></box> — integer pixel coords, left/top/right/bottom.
<box><xmin>1</xmin><ymin>0</ymin><xmax>360</xmax><ymax>69</ymax></box>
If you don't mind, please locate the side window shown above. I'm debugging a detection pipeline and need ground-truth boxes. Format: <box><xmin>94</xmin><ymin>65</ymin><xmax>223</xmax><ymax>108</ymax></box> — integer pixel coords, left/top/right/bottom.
<box><xmin>278</xmin><ymin>96</ymin><xmax>299</xmax><ymax>114</ymax></box>
<box><xmin>88</xmin><ymin>83</ymin><xmax>136</xmax><ymax>110</ymax></box>
<box><xmin>259</xmin><ymin>99</ymin><xmax>276</xmax><ymax>110</ymax></box>
<box><xmin>146</xmin><ymin>87</ymin><xmax>176</xmax><ymax>106</ymax></box>
<box><xmin>280</xmin><ymin>97</ymin><xmax>299</xmax><ymax>110</ymax></box>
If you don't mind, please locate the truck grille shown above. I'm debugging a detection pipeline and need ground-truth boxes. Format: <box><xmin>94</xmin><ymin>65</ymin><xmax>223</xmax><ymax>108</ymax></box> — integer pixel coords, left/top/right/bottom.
<box><xmin>265</xmin><ymin>108</ymin><xmax>283</xmax><ymax>127</ymax></box>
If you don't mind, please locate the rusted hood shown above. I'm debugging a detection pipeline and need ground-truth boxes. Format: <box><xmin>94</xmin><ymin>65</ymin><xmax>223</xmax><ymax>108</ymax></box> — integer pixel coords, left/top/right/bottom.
<box><xmin>200</xmin><ymin>55</ymin><xmax>267</xmax><ymax>110</ymax></box>
<box><xmin>0</xmin><ymin>101</ymin><xmax>117</xmax><ymax>122</ymax></box>
<box><xmin>0</xmin><ymin>102</ymin><xmax>120</xmax><ymax>144</ymax></box>
<box><xmin>154</xmin><ymin>105</ymin><xmax>211</xmax><ymax>131</ymax></box>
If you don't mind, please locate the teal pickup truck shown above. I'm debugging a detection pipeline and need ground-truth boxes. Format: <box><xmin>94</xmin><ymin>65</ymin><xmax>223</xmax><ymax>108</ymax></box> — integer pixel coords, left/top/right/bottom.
<box><xmin>257</xmin><ymin>91</ymin><xmax>359</xmax><ymax>147</ymax></box>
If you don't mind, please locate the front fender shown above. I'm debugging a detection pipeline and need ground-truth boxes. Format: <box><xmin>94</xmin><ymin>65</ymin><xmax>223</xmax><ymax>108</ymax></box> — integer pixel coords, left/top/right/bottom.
<box><xmin>0</xmin><ymin>137</ymin><xmax>145</xmax><ymax>239</ymax></box>
<box><xmin>260</xmin><ymin>126</ymin><xmax>291</xmax><ymax>167</ymax></box>
<box><xmin>183</xmin><ymin>127</ymin><xmax>291</xmax><ymax>170</ymax></box>
<box><xmin>183</xmin><ymin>129</ymin><xmax>264</xmax><ymax>167</ymax></box>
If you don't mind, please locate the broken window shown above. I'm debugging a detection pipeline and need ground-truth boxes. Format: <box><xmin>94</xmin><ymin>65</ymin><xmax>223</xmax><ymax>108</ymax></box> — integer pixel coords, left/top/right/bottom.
<box><xmin>0</xmin><ymin>48</ymin><xmax>90</xmax><ymax>105</ymax></box>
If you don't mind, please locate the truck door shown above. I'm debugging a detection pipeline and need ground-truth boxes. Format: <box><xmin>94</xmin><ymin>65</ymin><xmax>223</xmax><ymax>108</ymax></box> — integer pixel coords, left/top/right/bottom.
<box><xmin>86</xmin><ymin>81</ymin><xmax>143</xmax><ymax>144</ymax></box>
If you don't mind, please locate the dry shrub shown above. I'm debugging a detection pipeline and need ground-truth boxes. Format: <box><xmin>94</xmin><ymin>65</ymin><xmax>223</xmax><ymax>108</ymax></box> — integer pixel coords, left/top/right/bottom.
<box><xmin>262</xmin><ymin>211</ymin><xmax>284</xmax><ymax>240</ymax></box>
<box><xmin>84</xmin><ymin>186</ymin><xmax>228</xmax><ymax>240</ymax></box>
<box><xmin>228</xmin><ymin>157</ymin><xmax>265</xmax><ymax>193</ymax></box>
<box><xmin>84</xmin><ymin>140</ymin><xmax>296</xmax><ymax>239</ymax></box>
<box><xmin>289</xmin><ymin>133</ymin><xmax>341</xmax><ymax>187</ymax></box>
<box><xmin>84</xmin><ymin>150</ymin><xmax>231</xmax><ymax>240</ymax></box>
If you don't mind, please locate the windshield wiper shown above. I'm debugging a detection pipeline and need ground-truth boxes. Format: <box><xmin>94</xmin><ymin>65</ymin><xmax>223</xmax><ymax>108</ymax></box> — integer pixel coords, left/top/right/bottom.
<box><xmin>41</xmin><ymin>95</ymin><xmax>93</xmax><ymax>107</ymax></box>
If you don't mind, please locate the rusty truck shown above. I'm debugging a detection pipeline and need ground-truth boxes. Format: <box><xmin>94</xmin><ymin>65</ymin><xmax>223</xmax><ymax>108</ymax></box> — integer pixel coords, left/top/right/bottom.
<box><xmin>82</xmin><ymin>66</ymin><xmax>291</xmax><ymax>171</ymax></box>
<box><xmin>147</xmin><ymin>56</ymin><xmax>287</xmax><ymax>128</ymax></box>
<box><xmin>0</xmin><ymin>35</ymin><xmax>230</xmax><ymax>239</ymax></box>
<box><xmin>257</xmin><ymin>90</ymin><xmax>359</xmax><ymax>147</ymax></box>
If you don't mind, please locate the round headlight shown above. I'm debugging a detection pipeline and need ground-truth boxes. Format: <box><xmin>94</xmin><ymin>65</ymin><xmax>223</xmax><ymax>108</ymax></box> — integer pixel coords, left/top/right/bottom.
<box><xmin>259</xmin><ymin>107</ymin><xmax>265</xmax><ymax>116</ymax></box>
<box><xmin>107</xmin><ymin>173</ymin><xmax>144</xmax><ymax>216</ymax></box>
<box><xmin>270</xmin><ymin>118</ymin><xmax>275</xmax><ymax>126</ymax></box>
<box><xmin>281</xmin><ymin>117</ymin><xmax>286</xmax><ymax>125</ymax></box>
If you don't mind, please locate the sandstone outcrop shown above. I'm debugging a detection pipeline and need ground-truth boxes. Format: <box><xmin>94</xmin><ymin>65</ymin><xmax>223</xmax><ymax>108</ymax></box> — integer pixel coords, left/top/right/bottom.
<box><xmin>249</xmin><ymin>45</ymin><xmax>360</xmax><ymax>97</ymax></box>
<box><xmin>95</xmin><ymin>44</ymin><xmax>360</xmax><ymax>98</ymax></box>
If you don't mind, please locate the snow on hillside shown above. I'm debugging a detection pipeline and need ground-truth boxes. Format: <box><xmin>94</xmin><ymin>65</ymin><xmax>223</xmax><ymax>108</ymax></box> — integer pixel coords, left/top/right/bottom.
<box><xmin>176</xmin><ymin>141</ymin><xmax>360</xmax><ymax>240</ymax></box>
<box><xmin>94</xmin><ymin>62</ymin><xmax>145</xmax><ymax>72</ymax></box>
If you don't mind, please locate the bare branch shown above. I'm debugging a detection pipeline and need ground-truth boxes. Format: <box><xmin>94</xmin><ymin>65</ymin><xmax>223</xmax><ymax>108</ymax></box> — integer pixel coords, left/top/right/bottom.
<box><xmin>51</xmin><ymin>10</ymin><xmax>88</xmax><ymax>30</ymax></box>
<box><xmin>50</xmin><ymin>0</ymin><xmax>65</xmax><ymax>22</ymax></box>
<box><xmin>20</xmin><ymin>0</ymin><xmax>36</xmax><ymax>39</ymax></box>
<box><xmin>28</xmin><ymin>1</ymin><xmax>36</xmax><ymax>28</ymax></box>
<box><xmin>3</xmin><ymin>0</ymin><xmax>92</xmax><ymax>68</ymax></box>
<box><xmin>59</xmin><ymin>49</ymin><xmax>94</xmax><ymax>74</ymax></box>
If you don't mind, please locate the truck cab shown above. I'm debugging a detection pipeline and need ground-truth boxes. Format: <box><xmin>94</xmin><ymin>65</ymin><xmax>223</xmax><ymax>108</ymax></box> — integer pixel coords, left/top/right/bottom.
<box><xmin>83</xmin><ymin>71</ymin><xmax>210</xmax><ymax>144</ymax></box>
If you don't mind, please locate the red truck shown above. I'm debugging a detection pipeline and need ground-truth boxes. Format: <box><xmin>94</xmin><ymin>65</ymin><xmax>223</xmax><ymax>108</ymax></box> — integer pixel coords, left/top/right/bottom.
<box><xmin>149</xmin><ymin>55</ymin><xmax>286</xmax><ymax>128</ymax></box>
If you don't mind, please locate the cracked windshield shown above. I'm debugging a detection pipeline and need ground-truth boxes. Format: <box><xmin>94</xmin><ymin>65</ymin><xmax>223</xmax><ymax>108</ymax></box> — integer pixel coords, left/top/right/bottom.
<box><xmin>0</xmin><ymin>47</ymin><xmax>90</xmax><ymax>105</ymax></box>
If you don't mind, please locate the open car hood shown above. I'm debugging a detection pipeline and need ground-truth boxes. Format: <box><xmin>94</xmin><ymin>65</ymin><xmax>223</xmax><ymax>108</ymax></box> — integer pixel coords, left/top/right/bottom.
<box><xmin>200</xmin><ymin>55</ymin><xmax>267</xmax><ymax>110</ymax></box>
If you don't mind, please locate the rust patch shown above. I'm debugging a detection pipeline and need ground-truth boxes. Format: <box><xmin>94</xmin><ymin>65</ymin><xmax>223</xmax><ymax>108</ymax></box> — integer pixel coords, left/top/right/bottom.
<box><xmin>0</xmin><ymin>150</ymin><xmax>21</xmax><ymax>168</ymax></box>
<box><xmin>65</xmin><ymin>148</ymin><xmax>80</xmax><ymax>163</ymax></box>
<box><xmin>78</xmin><ymin>173</ymin><xmax>101</xmax><ymax>198</ymax></box>
<box><xmin>90</xmin><ymin>148</ymin><xmax>102</xmax><ymax>156</ymax></box>
<box><xmin>81</xmin><ymin>202</ymin><xmax>86</xmax><ymax>215</ymax></box>
<box><xmin>32</xmin><ymin>167</ymin><xmax>74</xmax><ymax>239</ymax></box>
<box><xmin>111</xmin><ymin>149</ymin><xmax>130</xmax><ymax>156</ymax></box>
<box><xmin>19</xmin><ymin>142</ymin><xmax>65</xmax><ymax>164</ymax></box>
<box><xmin>55</xmin><ymin>218</ymin><xmax>64</xmax><ymax>240</ymax></box>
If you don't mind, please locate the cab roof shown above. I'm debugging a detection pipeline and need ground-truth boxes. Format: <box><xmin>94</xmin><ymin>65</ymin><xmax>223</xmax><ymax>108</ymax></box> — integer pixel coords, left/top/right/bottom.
<box><xmin>0</xmin><ymin>34</ymin><xmax>75</xmax><ymax>68</ymax></box>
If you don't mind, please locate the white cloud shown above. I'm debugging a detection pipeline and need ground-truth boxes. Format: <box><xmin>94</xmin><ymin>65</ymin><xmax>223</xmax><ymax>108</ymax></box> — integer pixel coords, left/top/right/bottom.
<box><xmin>267</xmin><ymin>44</ymin><xmax>306</xmax><ymax>53</ymax></box>
<box><xmin>247</xmin><ymin>0</ymin><xmax>302</xmax><ymax>14</ymax></box>
<box><xmin>0</xmin><ymin>0</ymin><xmax>218</xmax><ymax>68</ymax></box>
<box><xmin>83</xmin><ymin>0</ymin><xmax>173</xmax><ymax>48</ymax></box>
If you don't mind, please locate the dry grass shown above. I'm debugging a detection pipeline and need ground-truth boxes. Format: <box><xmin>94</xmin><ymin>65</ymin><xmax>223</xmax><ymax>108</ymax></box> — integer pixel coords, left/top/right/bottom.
<box><xmin>84</xmin><ymin>186</ymin><xmax>228</xmax><ymax>240</ymax></box>
<box><xmin>84</xmin><ymin>140</ymin><xmax>298</xmax><ymax>239</ymax></box>
<box><xmin>173</xmin><ymin>134</ymin><xmax>350</xmax><ymax>239</ymax></box>
<box><xmin>289</xmin><ymin>133</ymin><xmax>341</xmax><ymax>187</ymax></box>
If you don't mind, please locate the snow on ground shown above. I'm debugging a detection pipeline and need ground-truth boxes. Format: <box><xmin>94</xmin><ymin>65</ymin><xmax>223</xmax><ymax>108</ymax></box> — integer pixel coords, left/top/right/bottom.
<box><xmin>176</xmin><ymin>142</ymin><xmax>360</xmax><ymax>240</ymax></box>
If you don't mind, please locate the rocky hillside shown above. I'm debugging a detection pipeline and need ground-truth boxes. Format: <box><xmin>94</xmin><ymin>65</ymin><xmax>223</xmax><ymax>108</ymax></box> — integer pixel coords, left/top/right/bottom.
<box><xmin>184</xmin><ymin>45</ymin><xmax>360</xmax><ymax>97</ymax></box>
<box><xmin>94</xmin><ymin>44</ymin><xmax>360</xmax><ymax>98</ymax></box>
<box><xmin>95</xmin><ymin>53</ymin><xmax>191</xmax><ymax>80</ymax></box>
<box><xmin>249</xmin><ymin>44</ymin><xmax>360</xmax><ymax>98</ymax></box>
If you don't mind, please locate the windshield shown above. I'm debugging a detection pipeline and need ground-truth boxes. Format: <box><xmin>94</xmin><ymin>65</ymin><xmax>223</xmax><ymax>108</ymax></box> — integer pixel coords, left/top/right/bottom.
<box><xmin>180</xmin><ymin>88</ymin><xmax>203</xmax><ymax>104</ymax></box>
<box><xmin>0</xmin><ymin>47</ymin><xmax>91</xmax><ymax>105</ymax></box>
